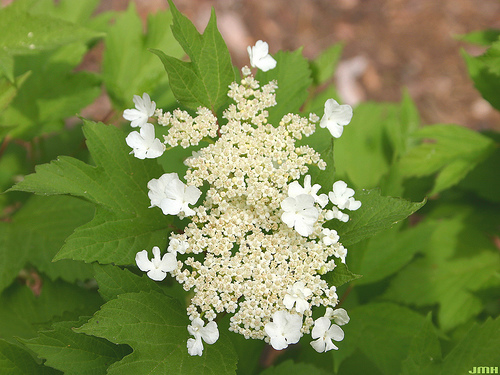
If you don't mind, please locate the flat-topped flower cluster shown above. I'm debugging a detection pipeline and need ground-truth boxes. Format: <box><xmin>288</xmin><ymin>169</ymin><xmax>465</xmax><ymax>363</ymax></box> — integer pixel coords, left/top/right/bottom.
<box><xmin>125</xmin><ymin>41</ymin><xmax>359</xmax><ymax>356</ymax></box>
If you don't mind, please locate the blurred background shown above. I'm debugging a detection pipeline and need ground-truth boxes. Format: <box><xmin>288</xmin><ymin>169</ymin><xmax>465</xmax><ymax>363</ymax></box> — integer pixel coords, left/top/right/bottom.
<box><xmin>4</xmin><ymin>0</ymin><xmax>500</xmax><ymax>130</ymax></box>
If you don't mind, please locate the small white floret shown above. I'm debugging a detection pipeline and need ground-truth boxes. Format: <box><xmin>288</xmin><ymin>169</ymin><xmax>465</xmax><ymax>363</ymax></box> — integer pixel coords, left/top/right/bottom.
<box><xmin>247</xmin><ymin>40</ymin><xmax>277</xmax><ymax>72</ymax></box>
<box><xmin>283</xmin><ymin>281</ymin><xmax>312</xmax><ymax>314</ymax></box>
<box><xmin>125</xmin><ymin>123</ymin><xmax>165</xmax><ymax>159</ymax></box>
<box><xmin>322</xmin><ymin>228</ymin><xmax>339</xmax><ymax>246</ymax></box>
<box><xmin>320</xmin><ymin>99</ymin><xmax>353</xmax><ymax>138</ymax></box>
<box><xmin>135</xmin><ymin>246</ymin><xmax>177</xmax><ymax>281</ymax></box>
<box><xmin>187</xmin><ymin>318</ymin><xmax>219</xmax><ymax>356</ymax></box>
<box><xmin>167</xmin><ymin>237</ymin><xmax>189</xmax><ymax>254</ymax></box>
<box><xmin>264</xmin><ymin>311</ymin><xmax>303</xmax><ymax>350</ymax></box>
<box><xmin>123</xmin><ymin>92</ymin><xmax>156</xmax><ymax>128</ymax></box>
<box><xmin>325</xmin><ymin>207</ymin><xmax>349</xmax><ymax>222</ymax></box>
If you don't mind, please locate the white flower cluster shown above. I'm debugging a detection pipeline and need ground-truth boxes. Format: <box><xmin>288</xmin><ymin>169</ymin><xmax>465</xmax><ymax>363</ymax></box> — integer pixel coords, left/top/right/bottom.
<box><xmin>122</xmin><ymin>41</ymin><xmax>359</xmax><ymax>356</ymax></box>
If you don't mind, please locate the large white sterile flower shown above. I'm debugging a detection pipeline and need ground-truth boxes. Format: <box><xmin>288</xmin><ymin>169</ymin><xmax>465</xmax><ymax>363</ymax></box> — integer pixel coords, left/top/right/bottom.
<box><xmin>310</xmin><ymin>316</ymin><xmax>345</xmax><ymax>353</ymax></box>
<box><xmin>123</xmin><ymin>92</ymin><xmax>156</xmax><ymax>128</ymax></box>
<box><xmin>264</xmin><ymin>311</ymin><xmax>303</xmax><ymax>350</ymax></box>
<box><xmin>147</xmin><ymin>173</ymin><xmax>201</xmax><ymax>217</ymax></box>
<box><xmin>247</xmin><ymin>40</ymin><xmax>277</xmax><ymax>72</ymax></box>
<box><xmin>187</xmin><ymin>318</ymin><xmax>219</xmax><ymax>356</ymax></box>
<box><xmin>135</xmin><ymin>246</ymin><xmax>177</xmax><ymax>281</ymax></box>
<box><xmin>283</xmin><ymin>281</ymin><xmax>312</xmax><ymax>314</ymax></box>
<box><xmin>125</xmin><ymin>123</ymin><xmax>165</xmax><ymax>159</ymax></box>
<box><xmin>288</xmin><ymin>175</ymin><xmax>328</xmax><ymax>208</ymax></box>
<box><xmin>325</xmin><ymin>307</ymin><xmax>350</xmax><ymax>326</ymax></box>
<box><xmin>320</xmin><ymin>99</ymin><xmax>353</xmax><ymax>138</ymax></box>
<box><xmin>281</xmin><ymin>194</ymin><xmax>319</xmax><ymax>237</ymax></box>
<box><xmin>329</xmin><ymin>180</ymin><xmax>361</xmax><ymax>211</ymax></box>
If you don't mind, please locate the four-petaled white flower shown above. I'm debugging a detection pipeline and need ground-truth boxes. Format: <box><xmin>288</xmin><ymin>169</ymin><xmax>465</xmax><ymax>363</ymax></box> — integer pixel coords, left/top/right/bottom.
<box><xmin>310</xmin><ymin>316</ymin><xmax>345</xmax><ymax>353</ymax></box>
<box><xmin>320</xmin><ymin>99</ymin><xmax>353</xmax><ymax>138</ymax></box>
<box><xmin>322</xmin><ymin>228</ymin><xmax>339</xmax><ymax>246</ymax></box>
<box><xmin>281</xmin><ymin>194</ymin><xmax>319</xmax><ymax>237</ymax></box>
<box><xmin>325</xmin><ymin>307</ymin><xmax>350</xmax><ymax>326</ymax></box>
<box><xmin>329</xmin><ymin>180</ymin><xmax>361</xmax><ymax>211</ymax></box>
<box><xmin>125</xmin><ymin>123</ymin><xmax>165</xmax><ymax>159</ymax></box>
<box><xmin>135</xmin><ymin>246</ymin><xmax>177</xmax><ymax>281</ymax></box>
<box><xmin>123</xmin><ymin>92</ymin><xmax>156</xmax><ymax>128</ymax></box>
<box><xmin>283</xmin><ymin>281</ymin><xmax>312</xmax><ymax>314</ymax></box>
<box><xmin>167</xmin><ymin>237</ymin><xmax>189</xmax><ymax>254</ymax></box>
<box><xmin>264</xmin><ymin>311</ymin><xmax>303</xmax><ymax>350</ymax></box>
<box><xmin>147</xmin><ymin>173</ymin><xmax>202</xmax><ymax>217</ymax></box>
<box><xmin>187</xmin><ymin>318</ymin><xmax>219</xmax><ymax>356</ymax></box>
<box><xmin>247</xmin><ymin>40</ymin><xmax>277</xmax><ymax>72</ymax></box>
<box><xmin>288</xmin><ymin>175</ymin><xmax>328</xmax><ymax>208</ymax></box>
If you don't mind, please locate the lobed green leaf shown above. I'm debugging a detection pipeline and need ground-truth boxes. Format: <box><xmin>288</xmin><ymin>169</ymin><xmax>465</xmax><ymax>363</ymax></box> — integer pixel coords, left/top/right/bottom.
<box><xmin>102</xmin><ymin>3</ymin><xmax>182</xmax><ymax>109</ymax></box>
<box><xmin>23</xmin><ymin>317</ymin><xmax>132</xmax><ymax>375</ymax></box>
<box><xmin>260</xmin><ymin>359</ymin><xmax>331</xmax><ymax>375</ymax></box>
<box><xmin>0</xmin><ymin>195</ymin><xmax>95</xmax><ymax>293</ymax></box>
<box><xmin>333</xmin><ymin>189</ymin><xmax>425</xmax><ymax>247</ymax></box>
<box><xmin>0</xmin><ymin>339</ymin><xmax>61</xmax><ymax>375</ymax></box>
<box><xmin>398</xmin><ymin>124</ymin><xmax>496</xmax><ymax>195</ymax></box>
<box><xmin>151</xmin><ymin>0</ymin><xmax>235</xmax><ymax>112</ymax></box>
<box><xmin>336</xmin><ymin>302</ymin><xmax>429</xmax><ymax>375</ymax></box>
<box><xmin>10</xmin><ymin>121</ymin><xmax>171</xmax><ymax>265</ymax></box>
<box><xmin>256</xmin><ymin>49</ymin><xmax>312</xmax><ymax>126</ymax></box>
<box><xmin>78</xmin><ymin>291</ymin><xmax>238</xmax><ymax>375</ymax></box>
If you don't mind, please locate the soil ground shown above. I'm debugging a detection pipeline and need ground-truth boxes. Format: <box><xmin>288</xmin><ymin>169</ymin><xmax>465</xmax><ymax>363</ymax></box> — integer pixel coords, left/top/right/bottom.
<box><xmin>5</xmin><ymin>0</ymin><xmax>500</xmax><ymax>131</ymax></box>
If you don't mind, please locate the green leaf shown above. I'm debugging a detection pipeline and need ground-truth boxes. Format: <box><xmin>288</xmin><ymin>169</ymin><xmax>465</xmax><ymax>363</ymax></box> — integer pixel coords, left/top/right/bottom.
<box><xmin>335</xmin><ymin>302</ymin><xmax>428</xmax><ymax>375</ymax></box>
<box><xmin>0</xmin><ymin>339</ymin><xmax>61</xmax><ymax>375</ymax></box>
<box><xmin>23</xmin><ymin>317</ymin><xmax>132</xmax><ymax>375</ymax></box>
<box><xmin>78</xmin><ymin>291</ymin><xmax>238</xmax><ymax>375</ymax></box>
<box><xmin>0</xmin><ymin>277</ymin><xmax>102</xmax><ymax>343</ymax></box>
<box><xmin>440</xmin><ymin>316</ymin><xmax>500</xmax><ymax>374</ymax></box>
<box><xmin>323</xmin><ymin>258</ymin><xmax>362</xmax><ymax>288</ymax></box>
<box><xmin>310</xmin><ymin>44</ymin><xmax>343</xmax><ymax>85</ymax></box>
<box><xmin>383</xmin><ymin>221</ymin><xmax>500</xmax><ymax>331</ymax></box>
<box><xmin>0</xmin><ymin>0</ymin><xmax>102</xmax><ymax>82</ymax></box>
<box><xmin>0</xmin><ymin>72</ymin><xmax>30</xmax><ymax>114</ymax></box>
<box><xmin>93</xmin><ymin>264</ymin><xmax>164</xmax><ymax>302</ymax></box>
<box><xmin>0</xmin><ymin>0</ymin><xmax>102</xmax><ymax>53</ymax></box>
<box><xmin>256</xmin><ymin>49</ymin><xmax>313</xmax><ymax>126</ymax></box>
<box><xmin>459</xmin><ymin>133</ymin><xmax>500</xmax><ymax>203</ymax></box>
<box><xmin>28</xmin><ymin>0</ymin><xmax>101</xmax><ymax>25</ymax></box>
<box><xmin>400</xmin><ymin>314</ymin><xmax>442</xmax><ymax>375</ymax></box>
<box><xmin>151</xmin><ymin>0</ymin><xmax>234</xmax><ymax>112</ymax></box>
<box><xmin>102</xmin><ymin>3</ymin><xmax>183</xmax><ymax>109</ymax></box>
<box><xmin>462</xmin><ymin>49</ymin><xmax>500</xmax><ymax>111</ymax></box>
<box><xmin>457</xmin><ymin>29</ymin><xmax>500</xmax><ymax>46</ymax></box>
<box><xmin>0</xmin><ymin>44</ymin><xmax>101</xmax><ymax>139</ymax></box>
<box><xmin>10</xmin><ymin>121</ymin><xmax>170</xmax><ymax>265</ymax></box>
<box><xmin>398</xmin><ymin>124</ymin><xmax>496</xmax><ymax>194</ymax></box>
<box><xmin>333</xmin><ymin>189</ymin><xmax>425</xmax><ymax>247</ymax></box>
<box><xmin>260</xmin><ymin>359</ymin><xmax>331</xmax><ymax>375</ymax></box>
<box><xmin>333</xmin><ymin>102</ymin><xmax>401</xmax><ymax>189</ymax></box>
<box><xmin>354</xmin><ymin>221</ymin><xmax>435</xmax><ymax>285</ymax></box>
<box><xmin>478</xmin><ymin>39</ymin><xmax>500</xmax><ymax>75</ymax></box>
<box><xmin>0</xmin><ymin>195</ymin><xmax>95</xmax><ymax>293</ymax></box>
